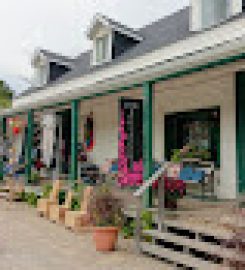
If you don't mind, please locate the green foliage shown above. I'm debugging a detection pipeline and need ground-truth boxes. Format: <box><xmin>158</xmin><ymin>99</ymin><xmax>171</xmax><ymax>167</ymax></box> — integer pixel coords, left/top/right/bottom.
<box><xmin>170</xmin><ymin>146</ymin><xmax>211</xmax><ymax>162</ymax></box>
<box><xmin>29</xmin><ymin>172</ymin><xmax>40</xmax><ymax>185</ymax></box>
<box><xmin>70</xmin><ymin>196</ymin><xmax>80</xmax><ymax>211</ymax></box>
<box><xmin>71</xmin><ymin>182</ymin><xmax>84</xmax><ymax>194</ymax></box>
<box><xmin>42</xmin><ymin>184</ymin><xmax>52</xmax><ymax>198</ymax></box>
<box><xmin>15</xmin><ymin>191</ymin><xmax>28</xmax><ymax>202</ymax></box>
<box><xmin>58</xmin><ymin>190</ymin><xmax>66</xmax><ymax>205</ymax></box>
<box><xmin>121</xmin><ymin>210</ymin><xmax>153</xmax><ymax>239</ymax></box>
<box><xmin>27</xmin><ymin>192</ymin><xmax>38</xmax><ymax>207</ymax></box>
<box><xmin>121</xmin><ymin>219</ymin><xmax>135</xmax><ymax>239</ymax></box>
<box><xmin>0</xmin><ymin>80</ymin><xmax>13</xmax><ymax>109</ymax></box>
<box><xmin>89</xmin><ymin>184</ymin><xmax>123</xmax><ymax>227</ymax></box>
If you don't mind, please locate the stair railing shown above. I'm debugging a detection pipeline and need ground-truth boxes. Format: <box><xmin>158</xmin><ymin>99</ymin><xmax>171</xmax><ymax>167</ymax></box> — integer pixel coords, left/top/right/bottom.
<box><xmin>133</xmin><ymin>163</ymin><xmax>168</xmax><ymax>253</ymax></box>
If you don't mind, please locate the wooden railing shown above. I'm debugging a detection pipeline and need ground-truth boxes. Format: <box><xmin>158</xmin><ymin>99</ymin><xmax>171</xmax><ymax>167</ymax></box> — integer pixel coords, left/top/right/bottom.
<box><xmin>133</xmin><ymin>163</ymin><xmax>167</xmax><ymax>252</ymax></box>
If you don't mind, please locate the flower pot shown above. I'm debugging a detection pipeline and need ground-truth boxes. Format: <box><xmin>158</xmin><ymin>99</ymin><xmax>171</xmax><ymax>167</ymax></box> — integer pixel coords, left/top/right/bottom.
<box><xmin>93</xmin><ymin>227</ymin><xmax>119</xmax><ymax>251</ymax></box>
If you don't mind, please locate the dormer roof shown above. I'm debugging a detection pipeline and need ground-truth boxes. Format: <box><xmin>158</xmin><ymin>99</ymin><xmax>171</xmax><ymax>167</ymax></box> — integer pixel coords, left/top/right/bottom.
<box><xmin>86</xmin><ymin>13</ymin><xmax>143</xmax><ymax>42</ymax></box>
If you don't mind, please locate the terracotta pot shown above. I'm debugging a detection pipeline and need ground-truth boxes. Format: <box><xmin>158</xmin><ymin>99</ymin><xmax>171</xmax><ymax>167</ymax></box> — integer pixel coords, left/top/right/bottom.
<box><xmin>93</xmin><ymin>227</ymin><xmax>119</xmax><ymax>251</ymax></box>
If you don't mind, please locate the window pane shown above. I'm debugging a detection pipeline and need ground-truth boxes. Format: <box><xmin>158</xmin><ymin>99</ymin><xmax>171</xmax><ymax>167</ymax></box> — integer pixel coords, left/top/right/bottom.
<box><xmin>202</xmin><ymin>0</ymin><xmax>227</xmax><ymax>28</ymax></box>
<box><xmin>95</xmin><ymin>35</ymin><xmax>108</xmax><ymax>63</ymax></box>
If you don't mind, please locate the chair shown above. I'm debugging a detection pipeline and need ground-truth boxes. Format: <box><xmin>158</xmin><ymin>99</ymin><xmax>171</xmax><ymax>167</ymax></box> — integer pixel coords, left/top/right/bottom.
<box><xmin>6</xmin><ymin>179</ymin><xmax>25</xmax><ymax>202</ymax></box>
<box><xmin>37</xmin><ymin>180</ymin><xmax>62</xmax><ymax>218</ymax></box>
<box><xmin>49</xmin><ymin>190</ymin><xmax>73</xmax><ymax>224</ymax></box>
<box><xmin>64</xmin><ymin>186</ymin><xmax>94</xmax><ymax>232</ymax></box>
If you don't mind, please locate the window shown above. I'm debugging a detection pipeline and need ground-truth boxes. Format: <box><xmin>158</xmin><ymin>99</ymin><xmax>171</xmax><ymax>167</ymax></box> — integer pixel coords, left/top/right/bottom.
<box><xmin>243</xmin><ymin>0</ymin><xmax>245</xmax><ymax>11</ymax></box>
<box><xmin>95</xmin><ymin>35</ymin><xmax>109</xmax><ymax>63</ymax></box>
<box><xmin>201</xmin><ymin>0</ymin><xmax>228</xmax><ymax>29</ymax></box>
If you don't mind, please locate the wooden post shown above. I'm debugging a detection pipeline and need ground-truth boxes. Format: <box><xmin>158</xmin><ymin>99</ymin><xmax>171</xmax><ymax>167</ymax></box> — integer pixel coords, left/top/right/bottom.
<box><xmin>135</xmin><ymin>196</ymin><xmax>142</xmax><ymax>253</ymax></box>
<box><xmin>158</xmin><ymin>170</ymin><xmax>165</xmax><ymax>231</ymax></box>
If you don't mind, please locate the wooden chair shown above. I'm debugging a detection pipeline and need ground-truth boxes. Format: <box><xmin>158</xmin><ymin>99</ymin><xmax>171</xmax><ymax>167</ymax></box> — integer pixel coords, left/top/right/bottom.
<box><xmin>37</xmin><ymin>180</ymin><xmax>62</xmax><ymax>218</ymax></box>
<box><xmin>1</xmin><ymin>178</ymin><xmax>13</xmax><ymax>193</ymax></box>
<box><xmin>49</xmin><ymin>190</ymin><xmax>73</xmax><ymax>224</ymax></box>
<box><xmin>6</xmin><ymin>179</ymin><xmax>25</xmax><ymax>202</ymax></box>
<box><xmin>64</xmin><ymin>186</ymin><xmax>94</xmax><ymax>232</ymax></box>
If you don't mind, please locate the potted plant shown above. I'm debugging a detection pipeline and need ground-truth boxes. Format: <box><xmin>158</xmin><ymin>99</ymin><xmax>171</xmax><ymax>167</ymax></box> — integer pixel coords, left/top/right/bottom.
<box><xmin>89</xmin><ymin>184</ymin><xmax>123</xmax><ymax>252</ymax></box>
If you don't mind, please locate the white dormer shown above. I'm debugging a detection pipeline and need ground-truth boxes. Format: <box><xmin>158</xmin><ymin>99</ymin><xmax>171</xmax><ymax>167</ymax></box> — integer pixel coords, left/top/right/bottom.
<box><xmin>190</xmin><ymin>0</ymin><xmax>243</xmax><ymax>31</ymax></box>
<box><xmin>87</xmin><ymin>13</ymin><xmax>143</xmax><ymax>66</ymax></box>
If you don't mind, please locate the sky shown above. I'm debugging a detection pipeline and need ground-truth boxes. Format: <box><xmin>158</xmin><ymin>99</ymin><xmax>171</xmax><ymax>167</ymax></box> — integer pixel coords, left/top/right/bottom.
<box><xmin>0</xmin><ymin>0</ymin><xmax>189</xmax><ymax>94</ymax></box>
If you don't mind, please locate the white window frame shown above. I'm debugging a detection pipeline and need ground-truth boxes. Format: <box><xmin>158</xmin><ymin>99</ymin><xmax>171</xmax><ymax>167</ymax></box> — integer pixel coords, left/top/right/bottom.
<box><xmin>92</xmin><ymin>31</ymin><xmax>112</xmax><ymax>66</ymax></box>
<box><xmin>201</xmin><ymin>0</ymin><xmax>229</xmax><ymax>29</ymax></box>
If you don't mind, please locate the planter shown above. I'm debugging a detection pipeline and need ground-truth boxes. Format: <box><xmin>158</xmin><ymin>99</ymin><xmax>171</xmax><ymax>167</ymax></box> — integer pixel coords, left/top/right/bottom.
<box><xmin>93</xmin><ymin>227</ymin><xmax>119</xmax><ymax>251</ymax></box>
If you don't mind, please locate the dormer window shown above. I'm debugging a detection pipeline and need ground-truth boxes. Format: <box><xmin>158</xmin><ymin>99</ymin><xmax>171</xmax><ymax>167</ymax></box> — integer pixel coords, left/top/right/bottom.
<box><xmin>87</xmin><ymin>13</ymin><xmax>143</xmax><ymax>66</ymax></box>
<box><xmin>95</xmin><ymin>34</ymin><xmax>110</xmax><ymax>63</ymax></box>
<box><xmin>201</xmin><ymin>0</ymin><xmax>228</xmax><ymax>29</ymax></box>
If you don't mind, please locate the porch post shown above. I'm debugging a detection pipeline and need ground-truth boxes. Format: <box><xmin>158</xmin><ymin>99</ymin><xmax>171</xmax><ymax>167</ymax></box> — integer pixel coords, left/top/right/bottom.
<box><xmin>26</xmin><ymin>110</ymin><xmax>34</xmax><ymax>184</ymax></box>
<box><xmin>0</xmin><ymin>117</ymin><xmax>6</xmax><ymax>181</ymax></box>
<box><xmin>70</xmin><ymin>100</ymin><xmax>79</xmax><ymax>181</ymax></box>
<box><xmin>143</xmin><ymin>81</ymin><xmax>153</xmax><ymax>208</ymax></box>
<box><xmin>236</xmin><ymin>72</ymin><xmax>245</xmax><ymax>194</ymax></box>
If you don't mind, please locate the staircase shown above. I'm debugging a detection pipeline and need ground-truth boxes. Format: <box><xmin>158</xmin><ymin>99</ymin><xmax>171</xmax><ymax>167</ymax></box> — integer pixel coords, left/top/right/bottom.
<box><xmin>140</xmin><ymin>220</ymin><xmax>238</xmax><ymax>269</ymax></box>
<box><xmin>131</xmin><ymin>165</ymin><xmax>245</xmax><ymax>269</ymax></box>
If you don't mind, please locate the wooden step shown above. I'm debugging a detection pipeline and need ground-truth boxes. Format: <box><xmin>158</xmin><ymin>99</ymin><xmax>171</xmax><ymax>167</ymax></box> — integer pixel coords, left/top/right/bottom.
<box><xmin>160</xmin><ymin>219</ymin><xmax>234</xmax><ymax>241</ymax></box>
<box><xmin>140</xmin><ymin>242</ymin><xmax>227</xmax><ymax>270</ymax></box>
<box><xmin>143</xmin><ymin>230</ymin><xmax>242</xmax><ymax>262</ymax></box>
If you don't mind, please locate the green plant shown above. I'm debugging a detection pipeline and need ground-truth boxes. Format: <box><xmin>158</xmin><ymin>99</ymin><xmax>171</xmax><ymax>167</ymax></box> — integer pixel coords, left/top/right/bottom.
<box><xmin>171</xmin><ymin>146</ymin><xmax>211</xmax><ymax>162</ymax></box>
<box><xmin>29</xmin><ymin>172</ymin><xmax>40</xmax><ymax>185</ymax></box>
<box><xmin>121</xmin><ymin>210</ymin><xmax>153</xmax><ymax>239</ymax></box>
<box><xmin>58</xmin><ymin>190</ymin><xmax>66</xmax><ymax>205</ymax></box>
<box><xmin>27</xmin><ymin>192</ymin><xmax>38</xmax><ymax>207</ymax></box>
<box><xmin>70</xmin><ymin>196</ymin><xmax>81</xmax><ymax>211</ymax></box>
<box><xmin>121</xmin><ymin>219</ymin><xmax>136</xmax><ymax>239</ymax></box>
<box><xmin>89</xmin><ymin>184</ymin><xmax>123</xmax><ymax>227</ymax></box>
<box><xmin>71</xmin><ymin>182</ymin><xmax>84</xmax><ymax>194</ymax></box>
<box><xmin>42</xmin><ymin>184</ymin><xmax>52</xmax><ymax>198</ymax></box>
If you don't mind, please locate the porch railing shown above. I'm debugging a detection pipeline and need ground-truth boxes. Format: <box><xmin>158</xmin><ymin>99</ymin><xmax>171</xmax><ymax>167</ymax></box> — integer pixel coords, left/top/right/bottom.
<box><xmin>133</xmin><ymin>163</ymin><xmax>167</xmax><ymax>252</ymax></box>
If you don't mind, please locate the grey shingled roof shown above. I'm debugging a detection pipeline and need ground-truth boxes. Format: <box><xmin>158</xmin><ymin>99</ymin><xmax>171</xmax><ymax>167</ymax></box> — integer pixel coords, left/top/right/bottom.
<box><xmin>39</xmin><ymin>48</ymin><xmax>76</xmax><ymax>65</ymax></box>
<box><xmin>17</xmin><ymin>6</ymin><xmax>191</xmax><ymax>98</ymax></box>
<box><xmin>88</xmin><ymin>13</ymin><xmax>143</xmax><ymax>41</ymax></box>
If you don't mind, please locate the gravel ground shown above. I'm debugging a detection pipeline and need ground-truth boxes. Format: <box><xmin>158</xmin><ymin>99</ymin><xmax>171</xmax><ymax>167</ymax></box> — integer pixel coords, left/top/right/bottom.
<box><xmin>0</xmin><ymin>199</ymin><xmax>172</xmax><ymax>270</ymax></box>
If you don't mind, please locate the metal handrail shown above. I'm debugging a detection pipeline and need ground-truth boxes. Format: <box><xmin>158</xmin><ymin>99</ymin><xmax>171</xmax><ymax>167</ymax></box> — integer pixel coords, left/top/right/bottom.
<box><xmin>133</xmin><ymin>163</ymin><xmax>167</xmax><ymax>253</ymax></box>
<box><xmin>133</xmin><ymin>164</ymin><xmax>166</xmax><ymax>197</ymax></box>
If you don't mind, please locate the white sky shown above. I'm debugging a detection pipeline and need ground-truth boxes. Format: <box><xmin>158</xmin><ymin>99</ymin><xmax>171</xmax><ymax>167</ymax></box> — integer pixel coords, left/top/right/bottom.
<box><xmin>0</xmin><ymin>0</ymin><xmax>189</xmax><ymax>94</ymax></box>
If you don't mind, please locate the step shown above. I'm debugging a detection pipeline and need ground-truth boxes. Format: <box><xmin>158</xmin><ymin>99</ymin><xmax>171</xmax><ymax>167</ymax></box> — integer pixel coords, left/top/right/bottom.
<box><xmin>140</xmin><ymin>242</ymin><xmax>227</xmax><ymax>270</ymax></box>
<box><xmin>160</xmin><ymin>219</ymin><xmax>234</xmax><ymax>241</ymax></box>
<box><xmin>143</xmin><ymin>230</ymin><xmax>241</xmax><ymax>262</ymax></box>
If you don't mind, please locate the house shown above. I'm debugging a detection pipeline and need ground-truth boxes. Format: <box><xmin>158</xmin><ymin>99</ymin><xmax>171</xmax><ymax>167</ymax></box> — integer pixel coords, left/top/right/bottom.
<box><xmin>1</xmin><ymin>0</ymin><xmax>245</xmax><ymax>199</ymax></box>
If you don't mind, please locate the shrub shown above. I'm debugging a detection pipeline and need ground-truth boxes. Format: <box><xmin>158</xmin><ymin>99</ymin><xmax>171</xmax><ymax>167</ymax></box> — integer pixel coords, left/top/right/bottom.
<box><xmin>88</xmin><ymin>184</ymin><xmax>123</xmax><ymax>227</ymax></box>
<box><xmin>70</xmin><ymin>197</ymin><xmax>80</xmax><ymax>211</ymax></box>
<box><xmin>121</xmin><ymin>210</ymin><xmax>153</xmax><ymax>240</ymax></box>
<box><xmin>27</xmin><ymin>192</ymin><xmax>38</xmax><ymax>207</ymax></box>
<box><xmin>42</xmin><ymin>184</ymin><xmax>52</xmax><ymax>198</ymax></box>
<box><xmin>58</xmin><ymin>190</ymin><xmax>66</xmax><ymax>205</ymax></box>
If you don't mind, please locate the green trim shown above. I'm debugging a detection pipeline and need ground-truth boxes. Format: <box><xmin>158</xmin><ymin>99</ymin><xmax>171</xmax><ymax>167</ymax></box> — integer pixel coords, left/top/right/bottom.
<box><xmin>25</xmin><ymin>110</ymin><xmax>33</xmax><ymax>184</ymax></box>
<box><xmin>4</xmin><ymin>53</ymin><xmax>245</xmax><ymax>117</ymax></box>
<box><xmin>0</xmin><ymin>117</ymin><xmax>6</xmax><ymax>181</ymax></box>
<box><xmin>70</xmin><ymin>100</ymin><xmax>79</xmax><ymax>181</ymax></box>
<box><xmin>236</xmin><ymin>72</ymin><xmax>245</xmax><ymax>194</ymax></box>
<box><xmin>143</xmin><ymin>81</ymin><xmax>153</xmax><ymax>208</ymax></box>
